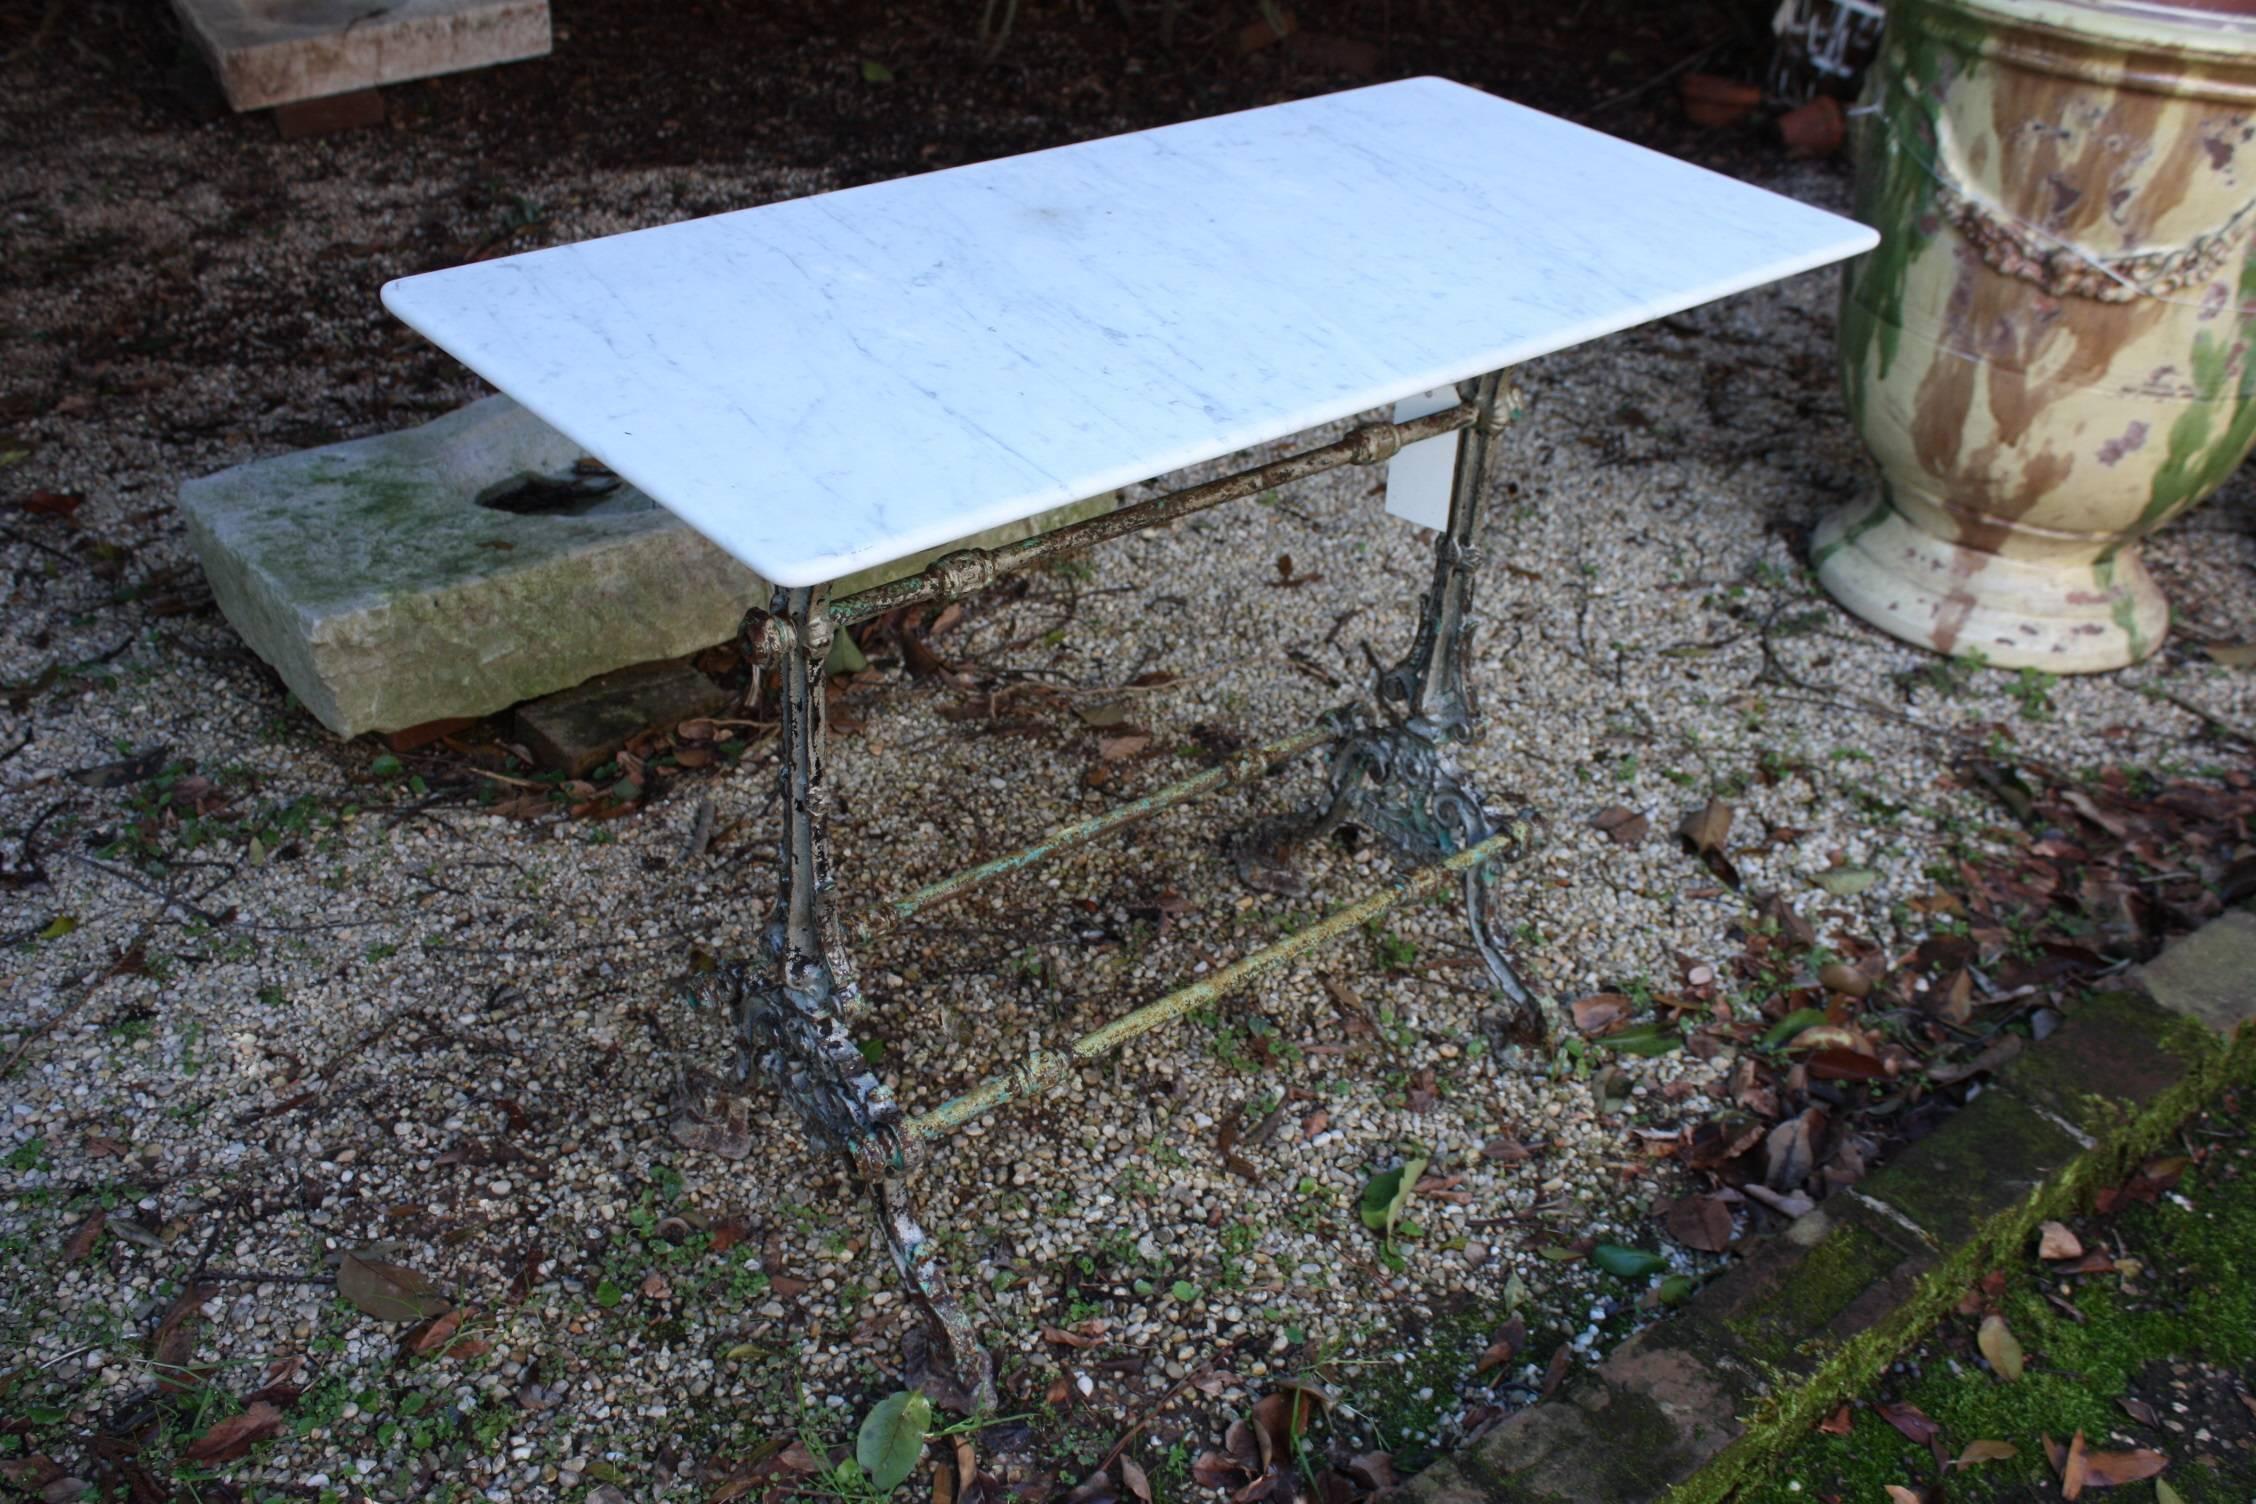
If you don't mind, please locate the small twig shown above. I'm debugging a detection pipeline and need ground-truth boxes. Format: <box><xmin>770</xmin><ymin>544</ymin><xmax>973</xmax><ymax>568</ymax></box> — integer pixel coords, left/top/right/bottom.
<box><xmin>0</xmin><ymin>987</ymin><xmax>98</xmax><ymax>1080</ymax></box>
<box><xmin>2147</xmin><ymin>687</ymin><xmax>2256</xmax><ymax>748</ymax></box>
<box><xmin>69</xmin><ymin>853</ymin><xmax>228</xmax><ymax>925</ymax></box>
<box><xmin>1096</xmin><ymin>1370</ymin><xmax>1199</xmax><ymax>1474</ymax></box>
<box><xmin>1574</xmin><ymin>41</ymin><xmax>1723</xmax><ymax>121</ymax></box>
<box><xmin>680</xmin><ymin>797</ymin><xmax>716</xmax><ymax>864</ymax></box>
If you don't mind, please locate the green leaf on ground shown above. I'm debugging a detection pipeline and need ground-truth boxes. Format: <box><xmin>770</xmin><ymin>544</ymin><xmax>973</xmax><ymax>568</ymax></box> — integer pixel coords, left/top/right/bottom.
<box><xmin>1603</xmin><ymin>1022</ymin><xmax>1682</xmax><ymax>1057</ymax></box>
<box><xmin>1977</xmin><ymin>1314</ymin><xmax>2025</xmax><ymax>1380</ymax></box>
<box><xmin>860</xmin><ymin>60</ymin><xmax>895</xmax><ymax>82</ymax></box>
<box><xmin>1359</xmin><ymin>1155</ymin><xmax>1428</xmax><ymax>1255</ymax></box>
<box><xmin>856</xmin><ymin>1389</ymin><xmax>932</xmax><ymax>1492</ymax></box>
<box><xmin>1592</xmin><ymin>1245</ymin><xmax>1667</xmax><ymax>1278</ymax></box>
<box><xmin>337</xmin><ymin>1252</ymin><xmax>451</xmax><ymax>1323</ymax></box>
<box><xmin>1760</xmin><ymin>1008</ymin><xmax>1830</xmax><ymax>1051</ymax></box>
<box><xmin>1811</xmin><ymin>865</ymin><xmax>1879</xmax><ymax>896</ymax></box>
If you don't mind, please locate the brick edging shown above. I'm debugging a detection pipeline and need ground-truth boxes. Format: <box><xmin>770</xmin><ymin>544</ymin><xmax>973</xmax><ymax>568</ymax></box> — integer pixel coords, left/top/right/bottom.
<box><xmin>1412</xmin><ymin>910</ymin><xmax>2256</xmax><ymax>1504</ymax></box>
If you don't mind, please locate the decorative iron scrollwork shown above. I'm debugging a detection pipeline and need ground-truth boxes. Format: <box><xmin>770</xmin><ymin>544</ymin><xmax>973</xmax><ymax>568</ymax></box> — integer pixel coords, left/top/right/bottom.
<box><xmin>692</xmin><ymin>584</ymin><xmax>996</xmax><ymax>1409</ymax></box>
<box><xmin>1231</xmin><ymin>370</ymin><xmax>1547</xmax><ymax>1044</ymax></box>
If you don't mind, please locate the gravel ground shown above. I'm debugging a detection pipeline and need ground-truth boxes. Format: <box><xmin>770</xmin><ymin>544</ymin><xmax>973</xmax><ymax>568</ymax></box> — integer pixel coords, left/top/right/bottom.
<box><xmin>5</xmin><ymin>6</ymin><xmax>2256</xmax><ymax>1504</ymax></box>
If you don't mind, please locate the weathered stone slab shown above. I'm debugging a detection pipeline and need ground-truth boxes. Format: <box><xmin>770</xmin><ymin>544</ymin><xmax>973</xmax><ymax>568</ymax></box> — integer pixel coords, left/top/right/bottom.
<box><xmin>170</xmin><ymin>0</ymin><xmax>551</xmax><ymax>112</ymax></box>
<box><xmin>2137</xmin><ymin>909</ymin><xmax>2256</xmax><ymax>1042</ymax></box>
<box><xmin>178</xmin><ymin>396</ymin><xmax>1115</xmax><ymax>738</ymax></box>
<box><xmin>514</xmin><ymin>661</ymin><xmax>729</xmax><ymax>777</ymax></box>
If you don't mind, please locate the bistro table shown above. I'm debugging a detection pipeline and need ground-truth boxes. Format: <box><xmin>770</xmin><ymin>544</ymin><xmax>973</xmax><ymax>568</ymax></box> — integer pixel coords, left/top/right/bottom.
<box><xmin>383</xmin><ymin>76</ymin><xmax>1876</xmax><ymax>1402</ymax></box>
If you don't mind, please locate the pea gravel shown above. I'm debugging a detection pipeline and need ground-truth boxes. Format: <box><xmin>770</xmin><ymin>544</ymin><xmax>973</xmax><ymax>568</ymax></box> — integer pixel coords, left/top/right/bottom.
<box><xmin>4</xmin><ymin>39</ymin><xmax>2255</xmax><ymax>1504</ymax></box>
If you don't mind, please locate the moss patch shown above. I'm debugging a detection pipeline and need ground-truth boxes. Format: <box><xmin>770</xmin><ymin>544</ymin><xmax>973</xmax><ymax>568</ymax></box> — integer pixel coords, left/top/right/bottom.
<box><xmin>1661</xmin><ymin>986</ymin><xmax>2251</xmax><ymax>1504</ymax></box>
<box><xmin>1719</xmin><ymin>1218</ymin><xmax>1914</xmax><ymax>1373</ymax></box>
<box><xmin>1998</xmin><ymin>990</ymin><xmax>2209</xmax><ymax>1142</ymax></box>
<box><xmin>1735</xmin><ymin>1088</ymin><xmax>2256</xmax><ymax>1503</ymax></box>
<box><xmin>1856</xmin><ymin>1089</ymin><xmax>2083</xmax><ymax>1250</ymax></box>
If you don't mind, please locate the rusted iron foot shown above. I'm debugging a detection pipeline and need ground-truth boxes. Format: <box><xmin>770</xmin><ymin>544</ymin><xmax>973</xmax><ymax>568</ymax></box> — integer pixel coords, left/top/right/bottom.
<box><xmin>869</xmin><ymin>1169</ymin><xmax>996</xmax><ymax>1413</ymax></box>
<box><xmin>1238</xmin><ymin>707</ymin><xmax>1545</xmax><ymax>1043</ymax></box>
<box><xmin>712</xmin><ymin>945</ymin><xmax>998</xmax><ymax>1409</ymax></box>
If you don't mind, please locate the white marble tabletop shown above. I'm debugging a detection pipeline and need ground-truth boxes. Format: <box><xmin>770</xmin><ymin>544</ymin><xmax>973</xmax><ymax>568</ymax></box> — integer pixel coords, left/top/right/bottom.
<box><xmin>382</xmin><ymin>77</ymin><xmax>1875</xmax><ymax>589</ymax></box>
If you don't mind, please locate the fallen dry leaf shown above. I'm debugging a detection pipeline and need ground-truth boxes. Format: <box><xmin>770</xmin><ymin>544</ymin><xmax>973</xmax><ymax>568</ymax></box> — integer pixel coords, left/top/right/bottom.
<box><xmin>1097</xmin><ymin>731</ymin><xmax>1152</xmax><ymax>762</ymax></box>
<box><xmin>1955</xmin><ymin>1440</ymin><xmax>2019</xmax><ymax>1467</ymax></box>
<box><xmin>2038</xmin><ymin>1221</ymin><xmax>2084</xmax><ymax>1260</ymax></box>
<box><xmin>183</xmin><ymin>1401</ymin><xmax>284</xmax><ymax>1464</ymax></box>
<box><xmin>1591</xmin><ymin>806</ymin><xmax>1649</xmax><ymax>848</ymax></box>
<box><xmin>1041</xmin><ymin>1325</ymin><xmax>1106</xmax><ymax>1350</ymax></box>
<box><xmin>1875</xmin><ymin>1401</ymin><xmax>1939</xmax><ymax>1445</ymax></box>
<box><xmin>1816</xmin><ymin>1404</ymin><xmax>1853</xmax><ymax>1436</ymax></box>
<box><xmin>2081</xmin><ymin>1448</ymin><xmax>2168</xmax><ymax>1488</ymax></box>
<box><xmin>1806</xmin><ymin>1047</ymin><xmax>1890</xmax><ymax>1081</ymax></box>
<box><xmin>1664</xmin><ymin>1194</ymin><xmax>1734</xmax><ymax>1253</ymax></box>
<box><xmin>2064</xmin><ymin>1429</ymin><xmax>2091</xmax><ymax>1500</ymax></box>
<box><xmin>338</xmin><ymin>1251</ymin><xmax>450</xmax><ymax>1323</ymax></box>
<box><xmin>0</xmin><ymin>1456</ymin><xmax>63</xmax><ymax>1492</ymax></box>
<box><xmin>1977</xmin><ymin>1314</ymin><xmax>2025</xmax><ymax>1381</ymax></box>
<box><xmin>1677</xmin><ymin>798</ymin><xmax>1740</xmax><ymax>885</ymax></box>
<box><xmin>1883</xmin><ymin>1487</ymin><xmax>1925</xmax><ymax>1504</ymax></box>
<box><xmin>1540</xmin><ymin>1343</ymin><xmax>1571</xmax><ymax>1399</ymax></box>
<box><xmin>1763</xmin><ymin>1108</ymin><xmax>1824</xmax><ymax>1190</ymax></box>
<box><xmin>1570</xmin><ymin>993</ymin><xmax>1633</xmax><ymax>1037</ymax></box>
<box><xmin>149</xmin><ymin>1284</ymin><xmax>211</xmax><ymax>1392</ymax></box>
<box><xmin>63</xmin><ymin>1209</ymin><xmax>105</xmax><ymax>1261</ymax></box>
<box><xmin>1345</xmin><ymin>1453</ymin><xmax>1396</xmax><ymax>1492</ymax></box>
<box><xmin>1473</xmin><ymin>1316</ymin><xmax>1525</xmax><ymax>1374</ymax></box>
<box><xmin>401</xmin><ymin>1307</ymin><xmax>466</xmax><ymax>1357</ymax></box>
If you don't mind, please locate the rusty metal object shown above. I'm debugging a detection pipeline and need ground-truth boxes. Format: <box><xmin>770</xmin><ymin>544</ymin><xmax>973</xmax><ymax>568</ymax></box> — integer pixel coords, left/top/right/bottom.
<box><xmin>866</xmin><ymin>724</ymin><xmax>1333</xmax><ymax>934</ymax></box>
<box><xmin>706</xmin><ymin>583</ymin><xmax>993</xmax><ymax>1406</ymax></box>
<box><xmin>902</xmin><ymin>832</ymin><xmax>1521</xmax><ymax>1143</ymax></box>
<box><xmin>827</xmin><ymin>402</ymin><xmax>1478</xmax><ymax>628</ymax></box>
<box><xmin>1818</xmin><ymin>0</ymin><xmax>2256</xmax><ymax>672</ymax></box>
<box><xmin>703</xmin><ymin>377</ymin><xmax>1542</xmax><ymax>1404</ymax></box>
<box><xmin>1232</xmin><ymin>372</ymin><xmax>1546</xmax><ymax>1042</ymax></box>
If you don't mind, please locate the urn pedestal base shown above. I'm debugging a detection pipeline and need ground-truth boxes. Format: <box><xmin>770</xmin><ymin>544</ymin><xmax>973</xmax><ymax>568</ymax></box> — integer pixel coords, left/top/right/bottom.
<box><xmin>1812</xmin><ymin>489</ymin><xmax>2169</xmax><ymax>674</ymax></box>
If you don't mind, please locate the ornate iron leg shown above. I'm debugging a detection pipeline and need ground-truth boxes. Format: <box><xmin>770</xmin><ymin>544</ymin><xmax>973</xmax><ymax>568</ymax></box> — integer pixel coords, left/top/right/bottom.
<box><xmin>726</xmin><ymin>585</ymin><xmax>995</xmax><ymax>1407</ymax></box>
<box><xmin>1233</xmin><ymin>371</ymin><xmax>1547</xmax><ymax>1043</ymax></box>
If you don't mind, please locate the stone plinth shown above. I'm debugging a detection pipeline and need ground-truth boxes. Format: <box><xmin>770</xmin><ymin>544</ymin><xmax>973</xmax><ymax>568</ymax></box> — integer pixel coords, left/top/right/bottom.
<box><xmin>178</xmin><ymin>396</ymin><xmax>1113</xmax><ymax>738</ymax></box>
<box><xmin>170</xmin><ymin>0</ymin><xmax>552</xmax><ymax>113</ymax></box>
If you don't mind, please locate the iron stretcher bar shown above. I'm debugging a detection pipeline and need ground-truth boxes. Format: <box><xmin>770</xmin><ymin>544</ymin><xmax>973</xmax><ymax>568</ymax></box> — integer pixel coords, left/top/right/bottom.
<box><xmin>869</xmin><ymin>724</ymin><xmax>1334</xmax><ymax>933</ymax></box>
<box><xmin>902</xmin><ymin>831</ymin><xmax>1515</xmax><ymax>1143</ymax></box>
<box><xmin>826</xmin><ymin>401</ymin><xmax>1479</xmax><ymax>627</ymax></box>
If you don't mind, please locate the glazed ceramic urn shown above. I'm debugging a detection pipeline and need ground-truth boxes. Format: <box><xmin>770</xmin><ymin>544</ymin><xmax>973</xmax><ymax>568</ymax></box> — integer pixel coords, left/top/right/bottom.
<box><xmin>1817</xmin><ymin>0</ymin><xmax>2256</xmax><ymax>671</ymax></box>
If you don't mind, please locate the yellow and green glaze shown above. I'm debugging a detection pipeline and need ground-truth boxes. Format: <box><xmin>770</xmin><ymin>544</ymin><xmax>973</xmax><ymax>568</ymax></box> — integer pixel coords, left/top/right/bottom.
<box><xmin>1817</xmin><ymin>0</ymin><xmax>2256</xmax><ymax>670</ymax></box>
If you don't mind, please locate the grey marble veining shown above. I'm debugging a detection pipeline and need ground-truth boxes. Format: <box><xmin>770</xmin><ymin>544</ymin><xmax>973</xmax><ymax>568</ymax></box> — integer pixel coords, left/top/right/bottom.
<box><xmin>383</xmin><ymin>77</ymin><xmax>1875</xmax><ymax>588</ymax></box>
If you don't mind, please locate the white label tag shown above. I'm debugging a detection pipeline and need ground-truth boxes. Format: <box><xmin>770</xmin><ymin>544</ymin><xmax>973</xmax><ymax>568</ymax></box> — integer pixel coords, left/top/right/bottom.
<box><xmin>1382</xmin><ymin>386</ymin><xmax>1460</xmax><ymax>531</ymax></box>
